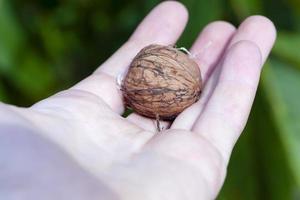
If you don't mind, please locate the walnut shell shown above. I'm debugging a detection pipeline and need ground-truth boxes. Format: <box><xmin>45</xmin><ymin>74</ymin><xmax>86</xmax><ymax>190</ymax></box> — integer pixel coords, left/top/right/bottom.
<box><xmin>122</xmin><ymin>44</ymin><xmax>202</xmax><ymax>120</ymax></box>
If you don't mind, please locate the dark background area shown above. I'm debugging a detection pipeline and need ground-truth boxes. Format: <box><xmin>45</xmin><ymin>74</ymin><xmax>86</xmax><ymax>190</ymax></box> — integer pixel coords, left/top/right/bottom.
<box><xmin>0</xmin><ymin>0</ymin><xmax>300</xmax><ymax>199</ymax></box>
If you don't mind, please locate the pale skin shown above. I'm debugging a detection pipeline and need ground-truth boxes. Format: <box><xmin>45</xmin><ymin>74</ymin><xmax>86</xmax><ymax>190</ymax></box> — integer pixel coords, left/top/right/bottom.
<box><xmin>0</xmin><ymin>1</ymin><xmax>276</xmax><ymax>200</ymax></box>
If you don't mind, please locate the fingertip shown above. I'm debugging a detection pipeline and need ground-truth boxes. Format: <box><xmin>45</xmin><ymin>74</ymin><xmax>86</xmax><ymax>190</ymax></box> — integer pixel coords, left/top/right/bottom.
<box><xmin>189</xmin><ymin>20</ymin><xmax>236</xmax><ymax>83</ymax></box>
<box><xmin>191</xmin><ymin>21</ymin><xmax>236</xmax><ymax>51</ymax></box>
<box><xmin>242</xmin><ymin>15</ymin><xmax>277</xmax><ymax>42</ymax></box>
<box><xmin>159</xmin><ymin>1</ymin><xmax>189</xmax><ymax>33</ymax></box>
<box><xmin>244</xmin><ymin>15</ymin><xmax>276</xmax><ymax>31</ymax></box>
<box><xmin>159</xmin><ymin>1</ymin><xmax>189</xmax><ymax>23</ymax></box>
<box><xmin>231</xmin><ymin>15</ymin><xmax>277</xmax><ymax>61</ymax></box>
<box><xmin>204</xmin><ymin>21</ymin><xmax>236</xmax><ymax>33</ymax></box>
<box><xmin>98</xmin><ymin>1</ymin><xmax>189</xmax><ymax>77</ymax></box>
<box><xmin>130</xmin><ymin>1</ymin><xmax>189</xmax><ymax>42</ymax></box>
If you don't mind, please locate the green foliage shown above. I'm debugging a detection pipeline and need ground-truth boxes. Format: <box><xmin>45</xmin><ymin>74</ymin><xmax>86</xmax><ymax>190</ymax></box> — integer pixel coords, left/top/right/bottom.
<box><xmin>273</xmin><ymin>32</ymin><xmax>300</xmax><ymax>68</ymax></box>
<box><xmin>0</xmin><ymin>0</ymin><xmax>300</xmax><ymax>199</ymax></box>
<box><xmin>178</xmin><ymin>0</ymin><xmax>223</xmax><ymax>47</ymax></box>
<box><xmin>262</xmin><ymin>61</ymin><xmax>300</xmax><ymax>186</ymax></box>
<box><xmin>0</xmin><ymin>0</ymin><xmax>25</xmax><ymax>74</ymax></box>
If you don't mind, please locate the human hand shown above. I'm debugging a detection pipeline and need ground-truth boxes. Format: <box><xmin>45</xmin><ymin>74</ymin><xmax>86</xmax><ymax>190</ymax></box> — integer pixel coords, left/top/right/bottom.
<box><xmin>0</xmin><ymin>1</ymin><xmax>276</xmax><ymax>199</ymax></box>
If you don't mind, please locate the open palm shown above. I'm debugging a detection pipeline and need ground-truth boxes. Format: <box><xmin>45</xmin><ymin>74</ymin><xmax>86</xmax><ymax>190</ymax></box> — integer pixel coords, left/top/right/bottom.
<box><xmin>0</xmin><ymin>1</ymin><xmax>276</xmax><ymax>200</ymax></box>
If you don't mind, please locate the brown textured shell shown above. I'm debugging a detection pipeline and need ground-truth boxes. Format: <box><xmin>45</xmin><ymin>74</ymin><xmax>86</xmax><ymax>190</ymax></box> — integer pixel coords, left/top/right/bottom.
<box><xmin>122</xmin><ymin>44</ymin><xmax>202</xmax><ymax>120</ymax></box>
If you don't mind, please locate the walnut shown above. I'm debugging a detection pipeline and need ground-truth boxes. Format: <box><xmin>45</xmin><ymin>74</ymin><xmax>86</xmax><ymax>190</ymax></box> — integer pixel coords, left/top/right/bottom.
<box><xmin>121</xmin><ymin>44</ymin><xmax>202</xmax><ymax>120</ymax></box>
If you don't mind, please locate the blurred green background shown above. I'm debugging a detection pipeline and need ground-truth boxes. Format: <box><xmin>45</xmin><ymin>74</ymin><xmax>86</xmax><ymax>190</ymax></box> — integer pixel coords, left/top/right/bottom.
<box><xmin>0</xmin><ymin>0</ymin><xmax>299</xmax><ymax>199</ymax></box>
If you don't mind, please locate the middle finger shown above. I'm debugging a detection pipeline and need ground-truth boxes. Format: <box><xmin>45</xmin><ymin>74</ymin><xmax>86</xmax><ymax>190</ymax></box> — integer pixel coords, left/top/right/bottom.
<box><xmin>172</xmin><ymin>21</ymin><xmax>236</xmax><ymax>130</ymax></box>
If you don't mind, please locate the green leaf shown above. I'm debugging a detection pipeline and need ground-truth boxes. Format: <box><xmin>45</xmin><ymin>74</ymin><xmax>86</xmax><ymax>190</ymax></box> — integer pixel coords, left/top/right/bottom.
<box><xmin>218</xmin><ymin>126</ymin><xmax>262</xmax><ymax>200</ymax></box>
<box><xmin>179</xmin><ymin>0</ymin><xmax>223</xmax><ymax>47</ymax></box>
<box><xmin>250</xmin><ymin>88</ymin><xmax>295</xmax><ymax>200</ymax></box>
<box><xmin>273</xmin><ymin>32</ymin><xmax>300</xmax><ymax>69</ymax></box>
<box><xmin>0</xmin><ymin>81</ymin><xmax>8</xmax><ymax>102</ymax></box>
<box><xmin>11</xmin><ymin>52</ymin><xmax>57</xmax><ymax>102</ymax></box>
<box><xmin>219</xmin><ymin>60</ymin><xmax>299</xmax><ymax>199</ymax></box>
<box><xmin>229</xmin><ymin>0</ymin><xmax>263</xmax><ymax>20</ymax></box>
<box><xmin>286</xmin><ymin>0</ymin><xmax>300</xmax><ymax>31</ymax></box>
<box><xmin>261</xmin><ymin>59</ymin><xmax>300</xmax><ymax>188</ymax></box>
<box><xmin>0</xmin><ymin>0</ymin><xmax>25</xmax><ymax>73</ymax></box>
